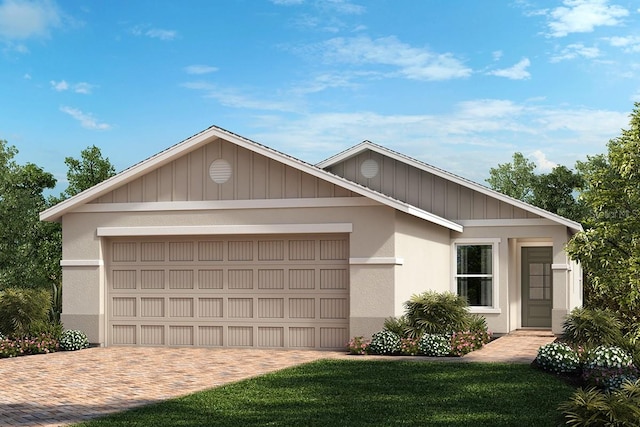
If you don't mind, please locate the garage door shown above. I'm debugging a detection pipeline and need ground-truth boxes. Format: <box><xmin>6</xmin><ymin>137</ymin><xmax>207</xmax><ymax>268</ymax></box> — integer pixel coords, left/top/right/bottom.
<box><xmin>106</xmin><ymin>234</ymin><xmax>349</xmax><ymax>349</ymax></box>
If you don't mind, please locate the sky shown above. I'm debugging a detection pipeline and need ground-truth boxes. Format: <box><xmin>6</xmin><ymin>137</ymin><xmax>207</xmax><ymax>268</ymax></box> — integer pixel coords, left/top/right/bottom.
<box><xmin>1</xmin><ymin>0</ymin><xmax>640</xmax><ymax>194</ymax></box>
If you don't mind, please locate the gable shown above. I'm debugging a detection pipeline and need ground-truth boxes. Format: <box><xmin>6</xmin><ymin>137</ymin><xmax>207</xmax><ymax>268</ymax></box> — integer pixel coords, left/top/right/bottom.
<box><xmin>322</xmin><ymin>148</ymin><xmax>540</xmax><ymax>221</ymax></box>
<box><xmin>93</xmin><ymin>138</ymin><xmax>356</xmax><ymax>204</ymax></box>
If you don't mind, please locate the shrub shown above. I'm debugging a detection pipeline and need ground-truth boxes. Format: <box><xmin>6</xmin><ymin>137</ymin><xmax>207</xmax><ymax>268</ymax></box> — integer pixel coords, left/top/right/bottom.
<box><xmin>399</xmin><ymin>337</ymin><xmax>419</xmax><ymax>355</ymax></box>
<box><xmin>559</xmin><ymin>380</ymin><xmax>640</xmax><ymax>426</ymax></box>
<box><xmin>467</xmin><ymin>314</ymin><xmax>489</xmax><ymax>334</ymax></box>
<box><xmin>0</xmin><ymin>287</ymin><xmax>52</xmax><ymax>338</ymax></box>
<box><xmin>583</xmin><ymin>346</ymin><xmax>636</xmax><ymax>390</ymax></box>
<box><xmin>0</xmin><ymin>332</ymin><xmax>5</xmax><ymax>341</ymax></box>
<box><xmin>418</xmin><ymin>334</ymin><xmax>451</xmax><ymax>356</ymax></box>
<box><xmin>562</xmin><ymin>307</ymin><xmax>623</xmax><ymax>347</ymax></box>
<box><xmin>383</xmin><ymin>316</ymin><xmax>409</xmax><ymax>337</ymax></box>
<box><xmin>404</xmin><ymin>291</ymin><xmax>470</xmax><ymax>338</ymax></box>
<box><xmin>346</xmin><ymin>336</ymin><xmax>369</xmax><ymax>355</ymax></box>
<box><xmin>369</xmin><ymin>330</ymin><xmax>401</xmax><ymax>355</ymax></box>
<box><xmin>536</xmin><ymin>342</ymin><xmax>581</xmax><ymax>374</ymax></box>
<box><xmin>450</xmin><ymin>330</ymin><xmax>492</xmax><ymax>357</ymax></box>
<box><xmin>59</xmin><ymin>330</ymin><xmax>90</xmax><ymax>351</ymax></box>
<box><xmin>0</xmin><ymin>333</ymin><xmax>58</xmax><ymax>358</ymax></box>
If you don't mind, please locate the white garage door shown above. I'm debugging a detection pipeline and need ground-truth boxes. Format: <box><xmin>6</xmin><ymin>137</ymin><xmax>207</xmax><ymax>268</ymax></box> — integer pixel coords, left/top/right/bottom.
<box><xmin>106</xmin><ymin>234</ymin><xmax>349</xmax><ymax>349</ymax></box>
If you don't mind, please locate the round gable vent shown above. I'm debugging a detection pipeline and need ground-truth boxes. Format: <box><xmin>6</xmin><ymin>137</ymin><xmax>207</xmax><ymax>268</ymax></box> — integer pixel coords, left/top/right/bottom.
<box><xmin>209</xmin><ymin>159</ymin><xmax>232</xmax><ymax>184</ymax></box>
<box><xmin>360</xmin><ymin>159</ymin><xmax>379</xmax><ymax>179</ymax></box>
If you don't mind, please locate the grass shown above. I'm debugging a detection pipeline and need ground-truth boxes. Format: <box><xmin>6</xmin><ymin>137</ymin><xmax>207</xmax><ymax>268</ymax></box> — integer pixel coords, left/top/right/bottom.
<box><xmin>75</xmin><ymin>360</ymin><xmax>573</xmax><ymax>427</ymax></box>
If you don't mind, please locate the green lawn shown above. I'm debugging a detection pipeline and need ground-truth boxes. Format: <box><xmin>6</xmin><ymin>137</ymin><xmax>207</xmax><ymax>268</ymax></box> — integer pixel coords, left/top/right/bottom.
<box><xmin>76</xmin><ymin>360</ymin><xmax>573</xmax><ymax>427</ymax></box>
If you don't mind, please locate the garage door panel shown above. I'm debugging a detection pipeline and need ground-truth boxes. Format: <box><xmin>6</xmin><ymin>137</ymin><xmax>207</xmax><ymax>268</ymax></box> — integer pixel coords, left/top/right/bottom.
<box><xmin>108</xmin><ymin>234</ymin><xmax>349</xmax><ymax>349</ymax></box>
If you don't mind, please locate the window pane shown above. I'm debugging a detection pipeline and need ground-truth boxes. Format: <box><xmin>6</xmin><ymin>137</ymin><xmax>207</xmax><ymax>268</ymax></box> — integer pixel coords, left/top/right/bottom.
<box><xmin>457</xmin><ymin>245</ymin><xmax>492</xmax><ymax>274</ymax></box>
<box><xmin>457</xmin><ymin>277</ymin><xmax>492</xmax><ymax>306</ymax></box>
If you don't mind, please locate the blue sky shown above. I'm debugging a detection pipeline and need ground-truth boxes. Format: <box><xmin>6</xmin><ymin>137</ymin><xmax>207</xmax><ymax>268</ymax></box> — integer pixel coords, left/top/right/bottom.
<box><xmin>1</xmin><ymin>0</ymin><xmax>639</xmax><ymax>193</ymax></box>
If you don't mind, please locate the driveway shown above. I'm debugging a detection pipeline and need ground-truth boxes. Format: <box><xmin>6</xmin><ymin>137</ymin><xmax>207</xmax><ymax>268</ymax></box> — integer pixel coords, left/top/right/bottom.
<box><xmin>0</xmin><ymin>347</ymin><xmax>347</xmax><ymax>427</ymax></box>
<box><xmin>0</xmin><ymin>330</ymin><xmax>553</xmax><ymax>427</ymax></box>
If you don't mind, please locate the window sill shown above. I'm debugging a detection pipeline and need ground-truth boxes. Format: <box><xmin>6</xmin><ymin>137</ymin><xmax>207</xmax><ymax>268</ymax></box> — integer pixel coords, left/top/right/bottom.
<box><xmin>468</xmin><ymin>307</ymin><xmax>502</xmax><ymax>314</ymax></box>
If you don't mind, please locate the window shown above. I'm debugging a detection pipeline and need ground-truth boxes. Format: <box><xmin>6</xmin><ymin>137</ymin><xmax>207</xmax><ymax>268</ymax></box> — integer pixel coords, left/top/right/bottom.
<box><xmin>454</xmin><ymin>242</ymin><xmax>497</xmax><ymax>307</ymax></box>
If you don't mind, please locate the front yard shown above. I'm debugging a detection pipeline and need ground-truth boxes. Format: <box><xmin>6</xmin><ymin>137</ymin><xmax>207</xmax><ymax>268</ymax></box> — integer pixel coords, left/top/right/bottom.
<box><xmin>76</xmin><ymin>360</ymin><xmax>573</xmax><ymax>427</ymax></box>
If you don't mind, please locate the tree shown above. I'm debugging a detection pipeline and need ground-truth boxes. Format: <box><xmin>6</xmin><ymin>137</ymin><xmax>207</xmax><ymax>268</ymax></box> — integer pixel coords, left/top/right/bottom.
<box><xmin>486</xmin><ymin>152</ymin><xmax>536</xmax><ymax>202</ymax></box>
<box><xmin>63</xmin><ymin>145</ymin><xmax>116</xmax><ymax>197</ymax></box>
<box><xmin>0</xmin><ymin>140</ymin><xmax>59</xmax><ymax>289</ymax></box>
<box><xmin>567</xmin><ymin>103</ymin><xmax>640</xmax><ymax>333</ymax></box>
<box><xmin>486</xmin><ymin>152</ymin><xmax>585</xmax><ymax>223</ymax></box>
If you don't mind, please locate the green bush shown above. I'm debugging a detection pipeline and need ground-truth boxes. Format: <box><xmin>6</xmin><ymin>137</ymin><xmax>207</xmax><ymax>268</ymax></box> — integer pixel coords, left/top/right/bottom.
<box><xmin>559</xmin><ymin>380</ymin><xmax>640</xmax><ymax>426</ymax></box>
<box><xmin>536</xmin><ymin>342</ymin><xmax>581</xmax><ymax>374</ymax></box>
<box><xmin>369</xmin><ymin>330</ymin><xmax>401</xmax><ymax>355</ymax></box>
<box><xmin>562</xmin><ymin>307</ymin><xmax>623</xmax><ymax>347</ymax></box>
<box><xmin>418</xmin><ymin>333</ymin><xmax>451</xmax><ymax>356</ymax></box>
<box><xmin>59</xmin><ymin>329</ymin><xmax>90</xmax><ymax>351</ymax></box>
<box><xmin>404</xmin><ymin>291</ymin><xmax>470</xmax><ymax>338</ymax></box>
<box><xmin>0</xmin><ymin>287</ymin><xmax>52</xmax><ymax>338</ymax></box>
<box><xmin>383</xmin><ymin>316</ymin><xmax>409</xmax><ymax>337</ymax></box>
<box><xmin>467</xmin><ymin>314</ymin><xmax>489</xmax><ymax>334</ymax></box>
<box><xmin>346</xmin><ymin>336</ymin><xmax>370</xmax><ymax>355</ymax></box>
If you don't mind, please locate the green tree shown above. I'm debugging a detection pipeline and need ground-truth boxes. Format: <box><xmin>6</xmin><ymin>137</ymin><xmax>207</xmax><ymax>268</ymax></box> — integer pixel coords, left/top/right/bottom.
<box><xmin>486</xmin><ymin>152</ymin><xmax>536</xmax><ymax>202</ymax></box>
<box><xmin>0</xmin><ymin>140</ymin><xmax>58</xmax><ymax>289</ymax></box>
<box><xmin>486</xmin><ymin>152</ymin><xmax>585</xmax><ymax>223</ymax></box>
<box><xmin>567</xmin><ymin>103</ymin><xmax>640</xmax><ymax>333</ymax></box>
<box><xmin>63</xmin><ymin>145</ymin><xmax>116</xmax><ymax>197</ymax></box>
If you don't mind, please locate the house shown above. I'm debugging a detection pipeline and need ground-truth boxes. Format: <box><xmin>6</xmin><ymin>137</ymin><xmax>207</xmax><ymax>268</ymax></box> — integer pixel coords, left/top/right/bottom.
<box><xmin>40</xmin><ymin>125</ymin><xmax>583</xmax><ymax>349</ymax></box>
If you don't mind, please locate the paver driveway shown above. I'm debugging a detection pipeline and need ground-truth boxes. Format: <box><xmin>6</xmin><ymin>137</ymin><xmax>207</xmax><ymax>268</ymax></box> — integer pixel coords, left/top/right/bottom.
<box><xmin>0</xmin><ymin>347</ymin><xmax>347</xmax><ymax>427</ymax></box>
<box><xmin>0</xmin><ymin>330</ymin><xmax>555</xmax><ymax>427</ymax></box>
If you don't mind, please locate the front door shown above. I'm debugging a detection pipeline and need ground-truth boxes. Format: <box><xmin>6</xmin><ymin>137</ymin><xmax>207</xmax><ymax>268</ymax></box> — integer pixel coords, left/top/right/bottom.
<box><xmin>521</xmin><ymin>247</ymin><xmax>553</xmax><ymax>328</ymax></box>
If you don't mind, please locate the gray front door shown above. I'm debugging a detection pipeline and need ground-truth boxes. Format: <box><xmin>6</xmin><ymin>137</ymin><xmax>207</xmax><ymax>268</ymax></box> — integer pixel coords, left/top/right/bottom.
<box><xmin>521</xmin><ymin>247</ymin><xmax>553</xmax><ymax>328</ymax></box>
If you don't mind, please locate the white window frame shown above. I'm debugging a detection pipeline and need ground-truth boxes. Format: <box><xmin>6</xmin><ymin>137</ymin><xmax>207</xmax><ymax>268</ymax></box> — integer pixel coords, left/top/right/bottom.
<box><xmin>451</xmin><ymin>238</ymin><xmax>501</xmax><ymax>314</ymax></box>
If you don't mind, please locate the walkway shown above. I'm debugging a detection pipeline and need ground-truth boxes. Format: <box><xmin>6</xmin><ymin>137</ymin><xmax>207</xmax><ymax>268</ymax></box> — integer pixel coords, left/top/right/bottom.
<box><xmin>0</xmin><ymin>330</ymin><xmax>556</xmax><ymax>427</ymax></box>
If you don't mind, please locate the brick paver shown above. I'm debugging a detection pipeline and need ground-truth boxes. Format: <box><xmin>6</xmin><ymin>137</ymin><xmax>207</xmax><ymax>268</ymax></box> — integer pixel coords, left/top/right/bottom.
<box><xmin>0</xmin><ymin>330</ymin><xmax>555</xmax><ymax>427</ymax></box>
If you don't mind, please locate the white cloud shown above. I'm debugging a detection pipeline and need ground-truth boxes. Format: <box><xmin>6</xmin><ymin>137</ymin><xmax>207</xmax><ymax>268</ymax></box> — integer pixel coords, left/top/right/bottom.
<box><xmin>530</xmin><ymin>150</ymin><xmax>557</xmax><ymax>171</ymax></box>
<box><xmin>50</xmin><ymin>79</ymin><xmax>68</xmax><ymax>91</ymax></box>
<box><xmin>243</xmin><ymin>101</ymin><xmax>629</xmax><ymax>183</ymax></box>
<box><xmin>271</xmin><ymin>0</ymin><xmax>304</xmax><ymax>4</ymax></box>
<box><xmin>0</xmin><ymin>0</ymin><xmax>61</xmax><ymax>40</ymax></box>
<box><xmin>605</xmin><ymin>36</ymin><xmax>640</xmax><ymax>52</ymax></box>
<box><xmin>145</xmin><ymin>28</ymin><xmax>176</xmax><ymax>40</ymax></box>
<box><xmin>492</xmin><ymin>50</ymin><xmax>503</xmax><ymax>61</ymax></box>
<box><xmin>318</xmin><ymin>36</ymin><xmax>472</xmax><ymax>81</ymax></box>
<box><xmin>60</xmin><ymin>106</ymin><xmax>111</xmax><ymax>130</ymax></box>
<box><xmin>181</xmin><ymin>81</ymin><xmax>299</xmax><ymax>112</ymax></box>
<box><xmin>545</xmin><ymin>0</ymin><xmax>629</xmax><ymax>37</ymax></box>
<box><xmin>319</xmin><ymin>0</ymin><xmax>365</xmax><ymax>15</ymax></box>
<box><xmin>50</xmin><ymin>80</ymin><xmax>95</xmax><ymax>94</ymax></box>
<box><xmin>23</xmin><ymin>73</ymin><xmax>31</xmax><ymax>79</ymax></box>
<box><xmin>184</xmin><ymin>65</ymin><xmax>219</xmax><ymax>75</ymax></box>
<box><xmin>487</xmin><ymin>58</ymin><xmax>531</xmax><ymax>80</ymax></box>
<box><xmin>550</xmin><ymin>43</ymin><xmax>600</xmax><ymax>62</ymax></box>
<box><xmin>131</xmin><ymin>25</ymin><xmax>177</xmax><ymax>40</ymax></box>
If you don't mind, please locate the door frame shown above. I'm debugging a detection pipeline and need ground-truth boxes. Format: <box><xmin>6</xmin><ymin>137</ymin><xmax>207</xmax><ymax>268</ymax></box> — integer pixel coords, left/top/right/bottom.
<box><xmin>516</xmin><ymin>241</ymin><xmax>553</xmax><ymax>329</ymax></box>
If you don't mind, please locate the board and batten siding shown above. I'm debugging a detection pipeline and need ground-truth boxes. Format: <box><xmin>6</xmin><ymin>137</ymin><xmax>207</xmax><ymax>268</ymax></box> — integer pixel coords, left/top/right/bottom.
<box><xmin>324</xmin><ymin>150</ymin><xmax>542</xmax><ymax>221</ymax></box>
<box><xmin>92</xmin><ymin>138</ymin><xmax>357</xmax><ymax>204</ymax></box>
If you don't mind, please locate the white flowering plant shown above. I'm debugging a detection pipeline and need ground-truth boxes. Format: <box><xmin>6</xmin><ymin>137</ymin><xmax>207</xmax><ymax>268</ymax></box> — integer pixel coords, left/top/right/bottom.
<box><xmin>419</xmin><ymin>333</ymin><xmax>452</xmax><ymax>356</ymax></box>
<box><xmin>59</xmin><ymin>330</ymin><xmax>90</xmax><ymax>351</ymax></box>
<box><xmin>536</xmin><ymin>342</ymin><xmax>580</xmax><ymax>374</ymax></box>
<box><xmin>582</xmin><ymin>345</ymin><xmax>637</xmax><ymax>390</ymax></box>
<box><xmin>369</xmin><ymin>330</ymin><xmax>401</xmax><ymax>355</ymax></box>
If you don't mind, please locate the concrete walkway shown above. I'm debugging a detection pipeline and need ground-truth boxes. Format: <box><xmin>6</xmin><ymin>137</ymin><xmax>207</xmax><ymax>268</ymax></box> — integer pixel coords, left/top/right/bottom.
<box><xmin>0</xmin><ymin>330</ymin><xmax>555</xmax><ymax>427</ymax></box>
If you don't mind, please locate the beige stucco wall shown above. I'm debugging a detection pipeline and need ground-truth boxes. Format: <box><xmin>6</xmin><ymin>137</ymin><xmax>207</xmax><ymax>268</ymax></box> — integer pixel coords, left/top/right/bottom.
<box><xmin>393</xmin><ymin>211</ymin><xmax>451</xmax><ymax>314</ymax></box>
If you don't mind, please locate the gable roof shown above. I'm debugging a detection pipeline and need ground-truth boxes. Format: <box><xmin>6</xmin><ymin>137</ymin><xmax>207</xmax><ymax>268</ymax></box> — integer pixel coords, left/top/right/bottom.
<box><xmin>40</xmin><ymin>126</ymin><xmax>463</xmax><ymax>232</ymax></box>
<box><xmin>317</xmin><ymin>141</ymin><xmax>583</xmax><ymax>233</ymax></box>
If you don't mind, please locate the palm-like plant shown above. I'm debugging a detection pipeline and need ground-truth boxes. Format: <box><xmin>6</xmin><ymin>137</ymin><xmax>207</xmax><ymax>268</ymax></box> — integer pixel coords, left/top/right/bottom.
<box><xmin>0</xmin><ymin>287</ymin><xmax>51</xmax><ymax>338</ymax></box>
<box><xmin>404</xmin><ymin>291</ymin><xmax>470</xmax><ymax>338</ymax></box>
<box><xmin>562</xmin><ymin>307</ymin><xmax>623</xmax><ymax>347</ymax></box>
